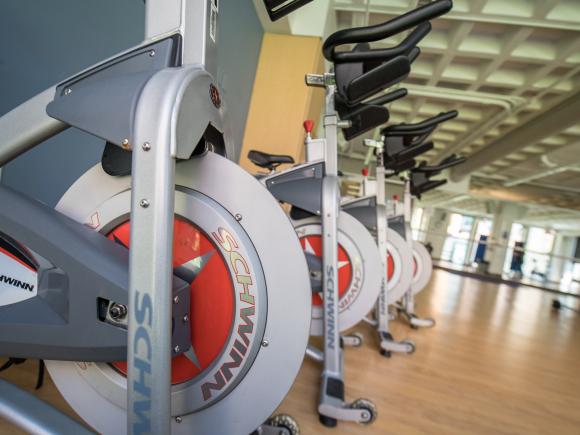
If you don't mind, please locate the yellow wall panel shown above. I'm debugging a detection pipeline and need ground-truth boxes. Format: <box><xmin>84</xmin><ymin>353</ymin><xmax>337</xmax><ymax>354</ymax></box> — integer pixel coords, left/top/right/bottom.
<box><xmin>240</xmin><ymin>33</ymin><xmax>324</xmax><ymax>173</ymax></box>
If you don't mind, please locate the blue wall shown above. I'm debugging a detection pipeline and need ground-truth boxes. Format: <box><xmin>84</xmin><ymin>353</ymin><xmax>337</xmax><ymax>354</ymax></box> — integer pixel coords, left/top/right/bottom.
<box><xmin>0</xmin><ymin>0</ymin><xmax>263</xmax><ymax>205</ymax></box>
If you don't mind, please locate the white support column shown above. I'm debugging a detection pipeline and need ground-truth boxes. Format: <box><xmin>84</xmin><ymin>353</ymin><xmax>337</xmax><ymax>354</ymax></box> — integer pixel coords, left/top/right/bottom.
<box><xmin>485</xmin><ymin>203</ymin><xmax>527</xmax><ymax>276</ymax></box>
<box><xmin>548</xmin><ymin>234</ymin><xmax>575</xmax><ymax>283</ymax></box>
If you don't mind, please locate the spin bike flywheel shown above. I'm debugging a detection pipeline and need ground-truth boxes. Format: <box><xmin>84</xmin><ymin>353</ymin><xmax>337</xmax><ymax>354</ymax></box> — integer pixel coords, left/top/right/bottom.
<box><xmin>385</xmin><ymin>227</ymin><xmax>414</xmax><ymax>305</ymax></box>
<box><xmin>411</xmin><ymin>240</ymin><xmax>433</xmax><ymax>296</ymax></box>
<box><xmin>294</xmin><ymin>212</ymin><xmax>381</xmax><ymax>336</ymax></box>
<box><xmin>47</xmin><ymin>152</ymin><xmax>311</xmax><ymax>435</ymax></box>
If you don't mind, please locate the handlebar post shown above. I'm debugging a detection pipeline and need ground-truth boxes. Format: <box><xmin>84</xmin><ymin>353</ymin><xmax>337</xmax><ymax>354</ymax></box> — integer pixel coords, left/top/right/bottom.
<box><xmin>323</xmin><ymin>83</ymin><xmax>338</xmax><ymax>176</ymax></box>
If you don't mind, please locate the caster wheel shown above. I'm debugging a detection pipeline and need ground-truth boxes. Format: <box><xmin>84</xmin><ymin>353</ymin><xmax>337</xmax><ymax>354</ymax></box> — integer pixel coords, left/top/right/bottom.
<box><xmin>552</xmin><ymin>299</ymin><xmax>562</xmax><ymax>310</ymax></box>
<box><xmin>411</xmin><ymin>324</ymin><xmax>419</xmax><ymax>330</ymax></box>
<box><xmin>266</xmin><ymin>414</ymin><xmax>300</xmax><ymax>435</ymax></box>
<box><xmin>319</xmin><ymin>413</ymin><xmax>337</xmax><ymax>428</ymax></box>
<box><xmin>403</xmin><ymin>340</ymin><xmax>416</xmax><ymax>354</ymax></box>
<box><xmin>380</xmin><ymin>348</ymin><xmax>391</xmax><ymax>358</ymax></box>
<box><xmin>350</xmin><ymin>398</ymin><xmax>377</xmax><ymax>425</ymax></box>
<box><xmin>351</xmin><ymin>332</ymin><xmax>363</xmax><ymax>347</ymax></box>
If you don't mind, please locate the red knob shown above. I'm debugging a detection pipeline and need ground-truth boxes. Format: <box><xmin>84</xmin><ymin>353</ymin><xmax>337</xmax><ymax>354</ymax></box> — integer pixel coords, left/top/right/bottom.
<box><xmin>303</xmin><ymin>120</ymin><xmax>314</xmax><ymax>133</ymax></box>
<box><xmin>393</xmin><ymin>195</ymin><xmax>400</xmax><ymax>201</ymax></box>
<box><xmin>361</xmin><ymin>168</ymin><xmax>369</xmax><ymax>177</ymax></box>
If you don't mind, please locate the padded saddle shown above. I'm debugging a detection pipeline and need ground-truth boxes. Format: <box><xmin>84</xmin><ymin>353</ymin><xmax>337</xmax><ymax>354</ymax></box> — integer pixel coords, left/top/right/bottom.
<box><xmin>248</xmin><ymin>150</ymin><xmax>295</xmax><ymax>170</ymax></box>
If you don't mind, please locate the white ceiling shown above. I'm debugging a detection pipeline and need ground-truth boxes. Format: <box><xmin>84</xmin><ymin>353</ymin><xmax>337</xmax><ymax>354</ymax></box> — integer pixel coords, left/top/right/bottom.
<box><xmin>257</xmin><ymin>0</ymin><xmax>580</xmax><ymax>232</ymax></box>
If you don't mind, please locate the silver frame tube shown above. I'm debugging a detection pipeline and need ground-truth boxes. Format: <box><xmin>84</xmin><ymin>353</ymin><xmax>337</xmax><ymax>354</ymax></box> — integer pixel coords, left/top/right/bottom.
<box><xmin>0</xmin><ymin>88</ymin><xmax>67</xmax><ymax>167</ymax></box>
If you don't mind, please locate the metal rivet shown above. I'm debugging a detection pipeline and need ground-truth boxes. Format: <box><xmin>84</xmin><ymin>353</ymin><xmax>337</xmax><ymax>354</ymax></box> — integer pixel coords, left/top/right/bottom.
<box><xmin>173</xmin><ymin>296</ymin><xmax>180</xmax><ymax>304</ymax></box>
<box><xmin>235</xmin><ymin>214</ymin><xmax>242</xmax><ymax>221</ymax></box>
<box><xmin>183</xmin><ymin>314</ymin><xmax>189</xmax><ymax>322</ymax></box>
<box><xmin>122</xmin><ymin>139</ymin><xmax>130</xmax><ymax>150</ymax></box>
<box><xmin>174</xmin><ymin>345</ymin><xmax>180</xmax><ymax>353</ymax></box>
<box><xmin>142</xmin><ymin>142</ymin><xmax>151</xmax><ymax>151</ymax></box>
<box><xmin>175</xmin><ymin>416</ymin><xmax>183</xmax><ymax>424</ymax></box>
<box><xmin>149</xmin><ymin>49</ymin><xmax>156</xmax><ymax>57</ymax></box>
<box><xmin>139</xmin><ymin>199</ymin><xmax>149</xmax><ymax>208</ymax></box>
<box><xmin>261</xmin><ymin>340</ymin><xmax>269</xmax><ymax>347</ymax></box>
<box><xmin>64</xmin><ymin>88</ymin><xmax>72</xmax><ymax>95</ymax></box>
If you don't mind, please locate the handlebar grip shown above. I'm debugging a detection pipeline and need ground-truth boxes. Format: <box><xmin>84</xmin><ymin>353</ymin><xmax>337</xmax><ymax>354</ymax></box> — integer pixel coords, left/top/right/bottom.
<box><xmin>323</xmin><ymin>0</ymin><xmax>453</xmax><ymax>60</ymax></box>
<box><xmin>263</xmin><ymin>0</ymin><xmax>314</xmax><ymax>21</ymax></box>
<box><xmin>385</xmin><ymin>158</ymin><xmax>416</xmax><ymax>173</ymax></box>
<box><xmin>413</xmin><ymin>155</ymin><xmax>466</xmax><ymax>173</ymax></box>
<box><xmin>383</xmin><ymin>110</ymin><xmax>458</xmax><ymax>134</ymax></box>
<box><xmin>408</xmin><ymin>46</ymin><xmax>421</xmax><ymax>64</ymax></box>
<box><xmin>412</xmin><ymin>179</ymin><xmax>447</xmax><ymax>196</ymax></box>
<box><xmin>366</xmin><ymin>88</ymin><xmax>408</xmax><ymax>106</ymax></box>
<box><xmin>333</xmin><ymin>22</ymin><xmax>431</xmax><ymax>63</ymax></box>
<box><xmin>346</xmin><ymin>56</ymin><xmax>410</xmax><ymax>105</ymax></box>
<box><xmin>382</xmin><ymin>124</ymin><xmax>436</xmax><ymax>138</ymax></box>
<box><xmin>394</xmin><ymin>141</ymin><xmax>434</xmax><ymax>162</ymax></box>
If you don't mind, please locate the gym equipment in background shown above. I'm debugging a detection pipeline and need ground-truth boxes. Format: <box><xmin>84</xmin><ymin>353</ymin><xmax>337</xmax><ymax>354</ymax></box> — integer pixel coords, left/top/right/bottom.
<box><xmin>0</xmin><ymin>1</ymin><xmax>314</xmax><ymax>434</ymax></box>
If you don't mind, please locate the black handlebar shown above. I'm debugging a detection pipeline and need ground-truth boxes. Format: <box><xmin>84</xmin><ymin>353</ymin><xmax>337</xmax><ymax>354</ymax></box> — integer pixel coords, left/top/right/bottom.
<box><xmin>413</xmin><ymin>154</ymin><xmax>466</xmax><ymax>174</ymax></box>
<box><xmin>263</xmin><ymin>0</ymin><xmax>314</xmax><ymax>21</ymax></box>
<box><xmin>382</xmin><ymin>110</ymin><xmax>458</xmax><ymax>135</ymax></box>
<box><xmin>407</xmin><ymin>46</ymin><xmax>421</xmax><ymax>64</ymax></box>
<box><xmin>323</xmin><ymin>0</ymin><xmax>453</xmax><ymax>61</ymax></box>
<box><xmin>332</xmin><ymin>22</ymin><xmax>431</xmax><ymax>63</ymax></box>
<box><xmin>366</xmin><ymin>88</ymin><xmax>408</xmax><ymax>106</ymax></box>
<box><xmin>411</xmin><ymin>179</ymin><xmax>447</xmax><ymax>197</ymax></box>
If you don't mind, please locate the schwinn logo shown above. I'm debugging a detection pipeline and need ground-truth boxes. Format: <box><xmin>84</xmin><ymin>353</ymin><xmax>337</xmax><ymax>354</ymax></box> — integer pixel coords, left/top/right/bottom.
<box><xmin>325</xmin><ymin>265</ymin><xmax>336</xmax><ymax>350</ymax></box>
<box><xmin>0</xmin><ymin>275</ymin><xmax>34</xmax><ymax>292</ymax></box>
<box><xmin>131</xmin><ymin>290</ymin><xmax>154</xmax><ymax>435</ymax></box>
<box><xmin>201</xmin><ymin>227</ymin><xmax>256</xmax><ymax>401</ymax></box>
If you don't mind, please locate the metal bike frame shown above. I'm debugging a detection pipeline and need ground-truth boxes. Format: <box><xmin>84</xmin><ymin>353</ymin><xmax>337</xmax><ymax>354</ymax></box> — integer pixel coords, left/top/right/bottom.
<box><xmin>401</xmin><ymin>178</ymin><xmax>416</xmax><ymax>314</ymax></box>
<box><xmin>320</xmin><ymin>82</ymin><xmax>342</xmax><ymax>394</ymax></box>
<box><xmin>0</xmin><ymin>1</ymin><xmax>218</xmax><ymax>433</ymax></box>
<box><xmin>374</xmin><ymin>148</ymin><xmax>392</xmax><ymax>336</ymax></box>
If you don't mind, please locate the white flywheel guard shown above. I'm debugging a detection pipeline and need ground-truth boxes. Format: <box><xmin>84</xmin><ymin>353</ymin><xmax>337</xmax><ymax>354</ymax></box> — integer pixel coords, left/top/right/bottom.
<box><xmin>46</xmin><ymin>152</ymin><xmax>311</xmax><ymax>435</ymax></box>
<box><xmin>411</xmin><ymin>240</ymin><xmax>433</xmax><ymax>296</ymax></box>
<box><xmin>294</xmin><ymin>212</ymin><xmax>382</xmax><ymax>336</ymax></box>
<box><xmin>386</xmin><ymin>228</ymin><xmax>414</xmax><ymax>305</ymax></box>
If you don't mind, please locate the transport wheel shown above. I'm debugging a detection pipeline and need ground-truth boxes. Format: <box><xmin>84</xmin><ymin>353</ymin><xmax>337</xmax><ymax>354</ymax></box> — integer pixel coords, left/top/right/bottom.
<box><xmin>319</xmin><ymin>413</ymin><xmax>338</xmax><ymax>428</ymax></box>
<box><xmin>380</xmin><ymin>348</ymin><xmax>392</xmax><ymax>358</ymax></box>
<box><xmin>350</xmin><ymin>398</ymin><xmax>377</xmax><ymax>424</ymax></box>
<box><xmin>403</xmin><ymin>340</ymin><xmax>416</xmax><ymax>354</ymax></box>
<box><xmin>266</xmin><ymin>414</ymin><xmax>300</xmax><ymax>435</ymax></box>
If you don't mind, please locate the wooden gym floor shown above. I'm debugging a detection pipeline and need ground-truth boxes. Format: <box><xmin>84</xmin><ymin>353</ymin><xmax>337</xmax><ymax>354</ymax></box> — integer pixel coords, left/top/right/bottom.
<box><xmin>1</xmin><ymin>268</ymin><xmax>579</xmax><ymax>434</ymax></box>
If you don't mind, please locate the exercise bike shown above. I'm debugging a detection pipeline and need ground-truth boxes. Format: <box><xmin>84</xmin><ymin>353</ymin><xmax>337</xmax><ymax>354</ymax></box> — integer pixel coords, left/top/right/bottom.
<box><xmin>250</xmin><ymin>0</ymin><xmax>455</xmax><ymax>425</ymax></box>
<box><xmin>0</xmin><ymin>1</ymin><xmax>313</xmax><ymax>434</ymax></box>
<box><xmin>379</xmin><ymin>112</ymin><xmax>465</xmax><ymax>329</ymax></box>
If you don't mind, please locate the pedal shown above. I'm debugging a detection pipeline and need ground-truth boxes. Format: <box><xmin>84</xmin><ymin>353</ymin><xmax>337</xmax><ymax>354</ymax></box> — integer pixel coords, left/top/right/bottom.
<box><xmin>341</xmin><ymin>332</ymin><xmax>363</xmax><ymax>347</ymax></box>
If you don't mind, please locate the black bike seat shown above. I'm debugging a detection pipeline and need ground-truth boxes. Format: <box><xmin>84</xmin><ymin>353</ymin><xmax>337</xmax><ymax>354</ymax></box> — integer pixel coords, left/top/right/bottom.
<box><xmin>247</xmin><ymin>150</ymin><xmax>295</xmax><ymax>170</ymax></box>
